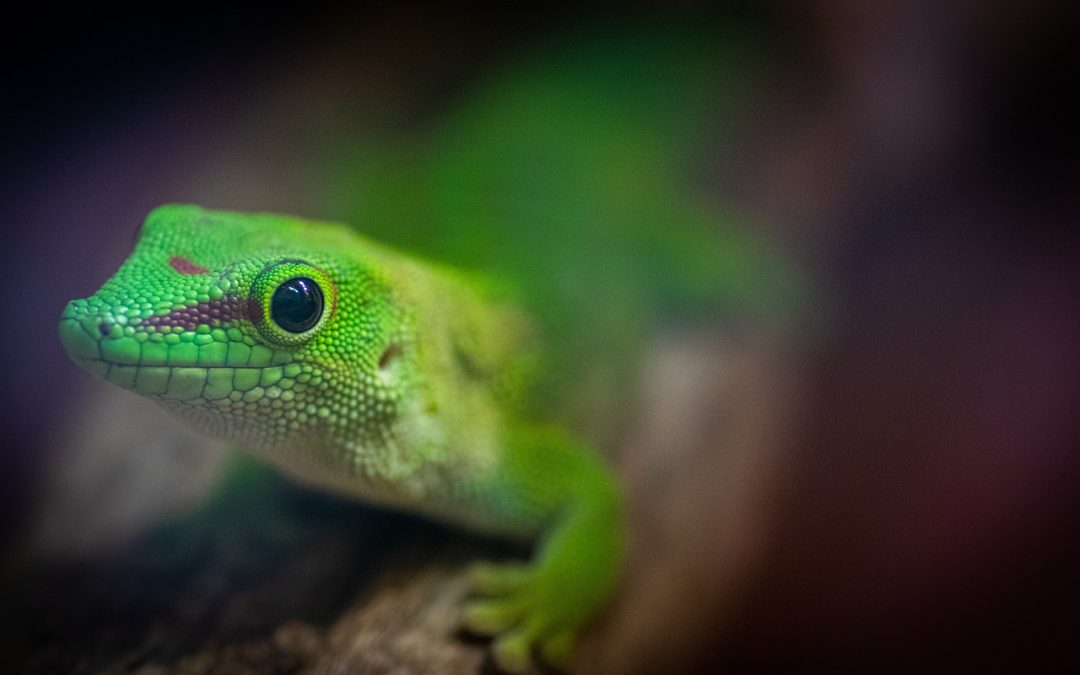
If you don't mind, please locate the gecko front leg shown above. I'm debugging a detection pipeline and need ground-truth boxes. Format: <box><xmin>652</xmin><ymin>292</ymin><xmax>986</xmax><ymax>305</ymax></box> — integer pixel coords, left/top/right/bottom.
<box><xmin>464</xmin><ymin>427</ymin><xmax>625</xmax><ymax>672</ymax></box>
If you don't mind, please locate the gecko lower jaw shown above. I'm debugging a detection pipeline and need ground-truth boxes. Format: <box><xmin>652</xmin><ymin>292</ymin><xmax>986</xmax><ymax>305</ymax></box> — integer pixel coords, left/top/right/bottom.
<box><xmin>68</xmin><ymin>355</ymin><xmax>290</xmax><ymax>401</ymax></box>
<box><xmin>60</xmin><ymin>318</ymin><xmax>296</xmax><ymax>401</ymax></box>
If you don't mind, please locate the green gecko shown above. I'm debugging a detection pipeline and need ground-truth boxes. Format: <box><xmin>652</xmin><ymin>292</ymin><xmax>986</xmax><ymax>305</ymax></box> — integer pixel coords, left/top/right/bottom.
<box><xmin>56</xmin><ymin>21</ymin><xmax>798</xmax><ymax>672</ymax></box>
<box><xmin>58</xmin><ymin>204</ymin><xmax>624</xmax><ymax>672</ymax></box>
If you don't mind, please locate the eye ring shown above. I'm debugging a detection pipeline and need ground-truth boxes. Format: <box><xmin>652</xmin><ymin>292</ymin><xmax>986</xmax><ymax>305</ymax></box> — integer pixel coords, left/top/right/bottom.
<box><xmin>270</xmin><ymin>277</ymin><xmax>324</xmax><ymax>334</ymax></box>
<box><xmin>250</xmin><ymin>259</ymin><xmax>333</xmax><ymax>346</ymax></box>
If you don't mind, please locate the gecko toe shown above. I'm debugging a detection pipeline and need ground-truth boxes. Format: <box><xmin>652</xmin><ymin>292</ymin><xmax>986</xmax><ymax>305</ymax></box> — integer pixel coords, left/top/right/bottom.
<box><xmin>467</xmin><ymin>561</ymin><xmax>532</xmax><ymax>596</ymax></box>
<box><xmin>464</xmin><ymin>597</ymin><xmax>524</xmax><ymax>636</ymax></box>
<box><xmin>539</xmin><ymin>630</ymin><xmax>574</xmax><ymax>669</ymax></box>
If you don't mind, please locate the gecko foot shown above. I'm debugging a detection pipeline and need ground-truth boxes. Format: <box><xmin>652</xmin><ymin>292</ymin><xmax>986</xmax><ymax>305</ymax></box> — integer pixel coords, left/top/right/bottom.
<box><xmin>464</xmin><ymin>561</ymin><xmax>579</xmax><ymax>672</ymax></box>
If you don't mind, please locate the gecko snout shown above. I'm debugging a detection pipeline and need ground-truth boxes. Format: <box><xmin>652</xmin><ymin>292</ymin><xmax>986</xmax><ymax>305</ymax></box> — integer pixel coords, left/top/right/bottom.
<box><xmin>58</xmin><ymin>298</ymin><xmax>127</xmax><ymax>364</ymax></box>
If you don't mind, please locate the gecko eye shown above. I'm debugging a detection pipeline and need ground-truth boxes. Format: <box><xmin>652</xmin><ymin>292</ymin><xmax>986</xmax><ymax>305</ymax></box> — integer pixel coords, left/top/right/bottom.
<box><xmin>270</xmin><ymin>277</ymin><xmax>324</xmax><ymax>333</ymax></box>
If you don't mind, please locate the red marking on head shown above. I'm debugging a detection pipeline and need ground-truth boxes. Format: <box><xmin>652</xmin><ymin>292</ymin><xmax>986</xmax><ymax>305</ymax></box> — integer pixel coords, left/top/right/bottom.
<box><xmin>169</xmin><ymin>256</ymin><xmax>209</xmax><ymax>275</ymax></box>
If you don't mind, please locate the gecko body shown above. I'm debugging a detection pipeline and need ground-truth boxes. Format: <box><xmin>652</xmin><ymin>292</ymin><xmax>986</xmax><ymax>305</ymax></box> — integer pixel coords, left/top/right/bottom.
<box><xmin>59</xmin><ymin>204</ymin><xmax>623</xmax><ymax>672</ymax></box>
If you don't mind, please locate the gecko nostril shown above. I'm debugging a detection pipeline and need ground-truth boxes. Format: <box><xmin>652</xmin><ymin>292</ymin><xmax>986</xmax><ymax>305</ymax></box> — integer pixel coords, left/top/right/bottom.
<box><xmin>99</xmin><ymin>322</ymin><xmax>112</xmax><ymax>337</ymax></box>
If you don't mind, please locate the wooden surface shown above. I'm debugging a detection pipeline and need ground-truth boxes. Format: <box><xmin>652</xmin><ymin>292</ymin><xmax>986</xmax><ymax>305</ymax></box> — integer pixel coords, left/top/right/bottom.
<box><xmin>7</xmin><ymin>480</ymin><xmax>507</xmax><ymax>674</ymax></box>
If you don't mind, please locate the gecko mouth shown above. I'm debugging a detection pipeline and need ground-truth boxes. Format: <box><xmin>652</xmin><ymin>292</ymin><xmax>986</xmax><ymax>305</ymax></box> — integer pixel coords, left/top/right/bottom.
<box><xmin>59</xmin><ymin>316</ymin><xmax>297</xmax><ymax>401</ymax></box>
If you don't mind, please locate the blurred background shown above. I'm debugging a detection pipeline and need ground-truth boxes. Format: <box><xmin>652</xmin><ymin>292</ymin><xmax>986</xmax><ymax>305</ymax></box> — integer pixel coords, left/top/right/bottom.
<box><xmin>2</xmin><ymin>2</ymin><xmax>1079</xmax><ymax>673</ymax></box>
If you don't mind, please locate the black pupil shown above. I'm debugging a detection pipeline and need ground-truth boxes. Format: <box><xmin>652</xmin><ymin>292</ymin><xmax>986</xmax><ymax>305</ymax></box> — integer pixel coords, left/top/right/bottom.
<box><xmin>270</xmin><ymin>277</ymin><xmax>324</xmax><ymax>333</ymax></box>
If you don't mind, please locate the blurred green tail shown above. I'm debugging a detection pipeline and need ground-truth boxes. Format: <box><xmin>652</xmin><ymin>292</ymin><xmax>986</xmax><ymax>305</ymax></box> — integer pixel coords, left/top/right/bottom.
<box><xmin>316</xmin><ymin>18</ymin><xmax>801</xmax><ymax>436</ymax></box>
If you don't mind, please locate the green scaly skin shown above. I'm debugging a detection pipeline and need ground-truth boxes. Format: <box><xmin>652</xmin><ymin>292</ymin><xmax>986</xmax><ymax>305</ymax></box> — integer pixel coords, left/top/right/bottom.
<box><xmin>59</xmin><ymin>204</ymin><xmax>624</xmax><ymax>672</ymax></box>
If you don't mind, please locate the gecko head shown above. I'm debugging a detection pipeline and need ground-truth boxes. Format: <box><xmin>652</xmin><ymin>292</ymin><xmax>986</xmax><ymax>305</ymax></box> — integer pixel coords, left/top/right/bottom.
<box><xmin>59</xmin><ymin>204</ymin><xmax>403</xmax><ymax>447</ymax></box>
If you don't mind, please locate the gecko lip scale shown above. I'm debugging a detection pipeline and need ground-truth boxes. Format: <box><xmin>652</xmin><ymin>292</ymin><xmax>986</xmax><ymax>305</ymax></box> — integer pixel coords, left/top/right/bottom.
<box><xmin>59</xmin><ymin>315</ymin><xmax>298</xmax><ymax>401</ymax></box>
